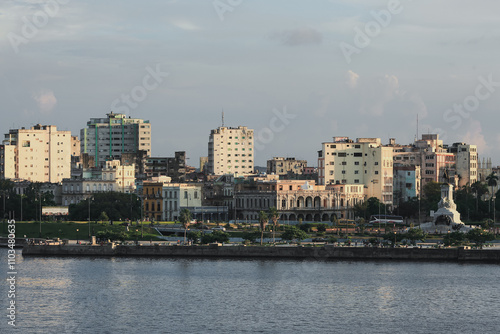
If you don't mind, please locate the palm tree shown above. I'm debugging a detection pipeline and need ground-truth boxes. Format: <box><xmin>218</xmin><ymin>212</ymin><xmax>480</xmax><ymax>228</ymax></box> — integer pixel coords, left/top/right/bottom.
<box><xmin>179</xmin><ymin>208</ymin><xmax>192</xmax><ymax>244</ymax></box>
<box><xmin>486</xmin><ymin>172</ymin><xmax>498</xmax><ymax>215</ymax></box>
<box><xmin>258</xmin><ymin>210</ymin><xmax>268</xmax><ymax>245</ymax></box>
<box><xmin>268</xmin><ymin>207</ymin><xmax>279</xmax><ymax>244</ymax></box>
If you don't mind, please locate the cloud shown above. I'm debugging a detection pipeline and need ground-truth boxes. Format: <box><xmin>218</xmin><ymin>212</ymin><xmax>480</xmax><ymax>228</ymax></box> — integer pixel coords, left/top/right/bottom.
<box><xmin>269</xmin><ymin>27</ymin><xmax>322</xmax><ymax>46</ymax></box>
<box><xmin>358</xmin><ymin>74</ymin><xmax>399</xmax><ymax>116</ymax></box>
<box><xmin>33</xmin><ymin>90</ymin><xmax>57</xmax><ymax>114</ymax></box>
<box><xmin>170</xmin><ymin>19</ymin><xmax>201</xmax><ymax>31</ymax></box>
<box><xmin>345</xmin><ymin>70</ymin><xmax>359</xmax><ymax>89</ymax></box>
<box><xmin>462</xmin><ymin>120</ymin><xmax>488</xmax><ymax>154</ymax></box>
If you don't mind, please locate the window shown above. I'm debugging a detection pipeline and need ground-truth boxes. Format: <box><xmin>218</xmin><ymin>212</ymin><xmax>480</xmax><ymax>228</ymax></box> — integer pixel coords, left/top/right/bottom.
<box><xmin>354</xmin><ymin>161</ymin><xmax>360</xmax><ymax>165</ymax></box>
<box><xmin>375</xmin><ymin>171</ymin><xmax>379</xmax><ymax>174</ymax></box>
<box><xmin>338</xmin><ymin>152</ymin><xmax>346</xmax><ymax>157</ymax></box>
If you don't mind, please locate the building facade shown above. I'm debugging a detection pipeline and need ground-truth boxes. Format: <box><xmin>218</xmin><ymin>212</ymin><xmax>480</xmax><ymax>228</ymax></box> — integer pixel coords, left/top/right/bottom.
<box><xmin>234</xmin><ymin>178</ymin><xmax>365</xmax><ymax>222</ymax></box>
<box><xmin>267</xmin><ymin>157</ymin><xmax>307</xmax><ymax>176</ymax></box>
<box><xmin>207</xmin><ymin>126</ymin><xmax>254</xmax><ymax>175</ymax></box>
<box><xmin>61</xmin><ymin>160</ymin><xmax>136</xmax><ymax>206</ymax></box>
<box><xmin>449</xmin><ymin>143</ymin><xmax>478</xmax><ymax>187</ymax></box>
<box><xmin>163</xmin><ymin>183</ymin><xmax>202</xmax><ymax>221</ymax></box>
<box><xmin>2</xmin><ymin>124</ymin><xmax>72</xmax><ymax>183</ymax></box>
<box><xmin>145</xmin><ymin>151</ymin><xmax>187</xmax><ymax>182</ymax></box>
<box><xmin>80</xmin><ymin>112</ymin><xmax>151</xmax><ymax>167</ymax></box>
<box><xmin>318</xmin><ymin>137</ymin><xmax>394</xmax><ymax>206</ymax></box>
<box><xmin>393</xmin><ymin>165</ymin><xmax>421</xmax><ymax>207</ymax></box>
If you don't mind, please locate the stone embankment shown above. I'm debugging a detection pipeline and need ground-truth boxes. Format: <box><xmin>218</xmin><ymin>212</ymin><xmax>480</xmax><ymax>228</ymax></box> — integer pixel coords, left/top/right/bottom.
<box><xmin>22</xmin><ymin>244</ymin><xmax>500</xmax><ymax>262</ymax></box>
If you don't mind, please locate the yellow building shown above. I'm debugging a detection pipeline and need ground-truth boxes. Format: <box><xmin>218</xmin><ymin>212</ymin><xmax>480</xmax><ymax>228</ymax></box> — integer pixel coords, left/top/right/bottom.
<box><xmin>2</xmin><ymin>124</ymin><xmax>72</xmax><ymax>183</ymax></box>
<box><xmin>207</xmin><ymin>126</ymin><xmax>254</xmax><ymax>176</ymax></box>
<box><xmin>318</xmin><ymin>137</ymin><xmax>393</xmax><ymax>206</ymax></box>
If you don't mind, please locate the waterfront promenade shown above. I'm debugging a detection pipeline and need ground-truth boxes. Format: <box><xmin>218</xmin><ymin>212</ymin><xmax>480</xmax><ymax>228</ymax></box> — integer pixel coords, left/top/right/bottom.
<box><xmin>22</xmin><ymin>243</ymin><xmax>500</xmax><ymax>262</ymax></box>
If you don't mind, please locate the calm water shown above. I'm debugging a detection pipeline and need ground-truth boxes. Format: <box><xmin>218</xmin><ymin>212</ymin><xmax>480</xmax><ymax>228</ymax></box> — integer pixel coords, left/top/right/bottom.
<box><xmin>1</xmin><ymin>248</ymin><xmax>499</xmax><ymax>334</ymax></box>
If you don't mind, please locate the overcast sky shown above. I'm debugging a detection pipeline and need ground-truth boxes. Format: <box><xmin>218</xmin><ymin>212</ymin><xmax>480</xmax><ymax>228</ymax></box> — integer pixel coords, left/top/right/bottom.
<box><xmin>1</xmin><ymin>0</ymin><xmax>500</xmax><ymax>167</ymax></box>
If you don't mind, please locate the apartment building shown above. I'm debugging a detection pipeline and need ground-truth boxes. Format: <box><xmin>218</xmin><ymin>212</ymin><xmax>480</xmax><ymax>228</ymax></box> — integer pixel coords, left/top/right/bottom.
<box><xmin>448</xmin><ymin>143</ymin><xmax>478</xmax><ymax>187</ymax></box>
<box><xmin>80</xmin><ymin>112</ymin><xmax>151</xmax><ymax>167</ymax></box>
<box><xmin>267</xmin><ymin>157</ymin><xmax>307</xmax><ymax>176</ymax></box>
<box><xmin>1</xmin><ymin>124</ymin><xmax>72</xmax><ymax>183</ymax></box>
<box><xmin>61</xmin><ymin>160</ymin><xmax>136</xmax><ymax>206</ymax></box>
<box><xmin>393</xmin><ymin>165</ymin><xmax>421</xmax><ymax>206</ymax></box>
<box><xmin>144</xmin><ymin>151</ymin><xmax>187</xmax><ymax>182</ymax></box>
<box><xmin>318</xmin><ymin>137</ymin><xmax>394</xmax><ymax>206</ymax></box>
<box><xmin>163</xmin><ymin>183</ymin><xmax>202</xmax><ymax>221</ymax></box>
<box><xmin>207</xmin><ymin>126</ymin><xmax>254</xmax><ymax>175</ymax></box>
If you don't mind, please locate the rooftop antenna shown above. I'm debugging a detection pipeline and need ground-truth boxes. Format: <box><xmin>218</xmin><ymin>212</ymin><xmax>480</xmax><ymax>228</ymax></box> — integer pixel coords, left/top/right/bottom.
<box><xmin>222</xmin><ymin>109</ymin><xmax>224</xmax><ymax>127</ymax></box>
<box><xmin>416</xmin><ymin>114</ymin><xmax>419</xmax><ymax>141</ymax></box>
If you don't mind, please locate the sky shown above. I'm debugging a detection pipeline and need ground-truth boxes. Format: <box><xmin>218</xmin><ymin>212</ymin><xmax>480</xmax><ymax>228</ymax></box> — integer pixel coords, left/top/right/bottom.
<box><xmin>1</xmin><ymin>0</ymin><xmax>500</xmax><ymax>168</ymax></box>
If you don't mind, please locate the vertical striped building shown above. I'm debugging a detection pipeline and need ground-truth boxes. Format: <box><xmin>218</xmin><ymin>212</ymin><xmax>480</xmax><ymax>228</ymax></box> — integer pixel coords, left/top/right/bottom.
<box><xmin>80</xmin><ymin>112</ymin><xmax>151</xmax><ymax>167</ymax></box>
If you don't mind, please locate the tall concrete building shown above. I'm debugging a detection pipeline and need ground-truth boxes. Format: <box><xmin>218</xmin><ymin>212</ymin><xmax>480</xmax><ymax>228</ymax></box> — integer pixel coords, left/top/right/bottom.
<box><xmin>448</xmin><ymin>142</ymin><xmax>478</xmax><ymax>187</ymax></box>
<box><xmin>318</xmin><ymin>137</ymin><xmax>394</xmax><ymax>206</ymax></box>
<box><xmin>267</xmin><ymin>157</ymin><xmax>307</xmax><ymax>176</ymax></box>
<box><xmin>1</xmin><ymin>124</ymin><xmax>72</xmax><ymax>183</ymax></box>
<box><xmin>207</xmin><ymin>126</ymin><xmax>254</xmax><ymax>176</ymax></box>
<box><xmin>80</xmin><ymin>112</ymin><xmax>151</xmax><ymax>167</ymax></box>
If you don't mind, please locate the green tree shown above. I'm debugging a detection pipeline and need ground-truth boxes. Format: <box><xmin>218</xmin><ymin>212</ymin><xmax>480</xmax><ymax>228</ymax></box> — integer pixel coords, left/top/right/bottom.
<box><xmin>259</xmin><ymin>210</ymin><xmax>268</xmax><ymax>245</ymax></box>
<box><xmin>422</xmin><ymin>181</ymin><xmax>443</xmax><ymax>212</ymax></box>
<box><xmin>404</xmin><ymin>228</ymin><xmax>427</xmax><ymax>245</ymax></box>
<box><xmin>486</xmin><ymin>172</ymin><xmax>498</xmax><ymax>198</ymax></box>
<box><xmin>466</xmin><ymin>228</ymin><xmax>495</xmax><ymax>248</ymax></box>
<box><xmin>187</xmin><ymin>230</ymin><xmax>202</xmax><ymax>244</ymax></box>
<box><xmin>241</xmin><ymin>231</ymin><xmax>259</xmax><ymax>243</ymax></box>
<box><xmin>397</xmin><ymin>197</ymin><xmax>420</xmax><ymax>219</ymax></box>
<box><xmin>486</xmin><ymin>172</ymin><xmax>498</xmax><ymax>217</ymax></box>
<box><xmin>280</xmin><ymin>226</ymin><xmax>309</xmax><ymax>242</ymax></box>
<box><xmin>268</xmin><ymin>206</ymin><xmax>279</xmax><ymax>244</ymax></box>
<box><xmin>443</xmin><ymin>231</ymin><xmax>466</xmax><ymax>247</ymax></box>
<box><xmin>68</xmin><ymin>192</ymin><xmax>141</xmax><ymax>221</ymax></box>
<box><xmin>98</xmin><ymin>211</ymin><xmax>109</xmax><ymax>224</ymax></box>
<box><xmin>201</xmin><ymin>230</ymin><xmax>229</xmax><ymax>244</ymax></box>
<box><xmin>179</xmin><ymin>208</ymin><xmax>192</xmax><ymax>244</ymax></box>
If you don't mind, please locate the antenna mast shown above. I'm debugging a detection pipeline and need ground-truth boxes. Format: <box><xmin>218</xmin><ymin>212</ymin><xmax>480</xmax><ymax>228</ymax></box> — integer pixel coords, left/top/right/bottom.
<box><xmin>416</xmin><ymin>114</ymin><xmax>419</xmax><ymax>141</ymax></box>
<box><xmin>222</xmin><ymin>109</ymin><xmax>224</xmax><ymax>127</ymax></box>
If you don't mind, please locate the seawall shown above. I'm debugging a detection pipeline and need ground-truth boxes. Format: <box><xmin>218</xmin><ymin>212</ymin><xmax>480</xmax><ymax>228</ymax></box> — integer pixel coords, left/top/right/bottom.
<box><xmin>21</xmin><ymin>244</ymin><xmax>500</xmax><ymax>262</ymax></box>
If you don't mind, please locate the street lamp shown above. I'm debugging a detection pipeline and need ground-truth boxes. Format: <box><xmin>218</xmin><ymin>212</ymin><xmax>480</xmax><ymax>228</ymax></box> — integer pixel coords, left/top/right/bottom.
<box><xmin>493</xmin><ymin>195</ymin><xmax>496</xmax><ymax>226</ymax></box>
<box><xmin>88</xmin><ymin>196</ymin><xmax>93</xmax><ymax>238</ymax></box>
<box><xmin>20</xmin><ymin>192</ymin><xmax>23</xmax><ymax>221</ymax></box>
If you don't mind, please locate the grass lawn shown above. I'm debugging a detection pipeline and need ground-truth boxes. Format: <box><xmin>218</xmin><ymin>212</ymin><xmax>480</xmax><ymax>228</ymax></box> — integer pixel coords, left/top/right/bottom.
<box><xmin>0</xmin><ymin>221</ymin><xmax>163</xmax><ymax>241</ymax></box>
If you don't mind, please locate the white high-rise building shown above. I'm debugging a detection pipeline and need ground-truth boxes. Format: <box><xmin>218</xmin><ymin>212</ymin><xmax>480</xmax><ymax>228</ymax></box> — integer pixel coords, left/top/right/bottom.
<box><xmin>80</xmin><ymin>112</ymin><xmax>151</xmax><ymax>167</ymax></box>
<box><xmin>1</xmin><ymin>124</ymin><xmax>72</xmax><ymax>183</ymax></box>
<box><xmin>318</xmin><ymin>137</ymin><xmax>394</xmax><ymax>206</ymax></box>
<box><xmin>207</xmin><ymin>126</ymin><xmax>254</xmax><ymax>175</ymax></box>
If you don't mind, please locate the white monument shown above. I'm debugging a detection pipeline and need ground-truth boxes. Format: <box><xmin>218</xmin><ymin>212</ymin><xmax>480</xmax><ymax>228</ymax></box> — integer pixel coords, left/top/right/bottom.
<box><xmin>419</xmin><ymin>183</ymin><xmax>470</xmax><ymax>233</ymax></box>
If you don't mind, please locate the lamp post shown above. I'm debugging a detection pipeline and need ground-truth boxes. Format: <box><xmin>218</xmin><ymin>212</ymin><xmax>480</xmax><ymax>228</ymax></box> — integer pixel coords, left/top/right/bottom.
<box><xmin>20</xmin><ymin>192</ymin><xmax>23</xmax><ymax>222</ymax></box>
<box><xmin>88</xmin><ymin>196</ymin><xmax>93</xmax><ymax>238</ymax></box>
<box><xmin>1</xmin><ymin>190</ymin><xmax>6</xmax><ymax>220</ymax></box>
<box><xmin>493</xmin><ymin>195</ymin><xmax>496</xmax><ymax>226</ymax></box>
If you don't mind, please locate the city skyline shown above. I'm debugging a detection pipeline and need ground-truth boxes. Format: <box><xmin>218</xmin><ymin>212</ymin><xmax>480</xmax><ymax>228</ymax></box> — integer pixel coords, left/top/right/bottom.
<box><xmin>1</xmin><ymin>0</ymin><xmax>499</xmax><ymax>166</ymax></box>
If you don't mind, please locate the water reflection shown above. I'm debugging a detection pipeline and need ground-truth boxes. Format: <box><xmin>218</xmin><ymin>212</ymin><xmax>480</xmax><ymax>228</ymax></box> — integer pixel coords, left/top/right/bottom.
<box><xmin>1</xmin><ymin>251</ymin><xmax>499</xmax><ymax>333</ymax></box>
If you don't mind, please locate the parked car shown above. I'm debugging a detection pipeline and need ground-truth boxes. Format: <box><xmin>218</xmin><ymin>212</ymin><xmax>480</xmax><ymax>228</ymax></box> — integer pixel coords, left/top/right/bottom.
<box><xmin>211</xmin><ymin>226</ymin><xmax>226</xmax><ymax>231</ymax></box>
